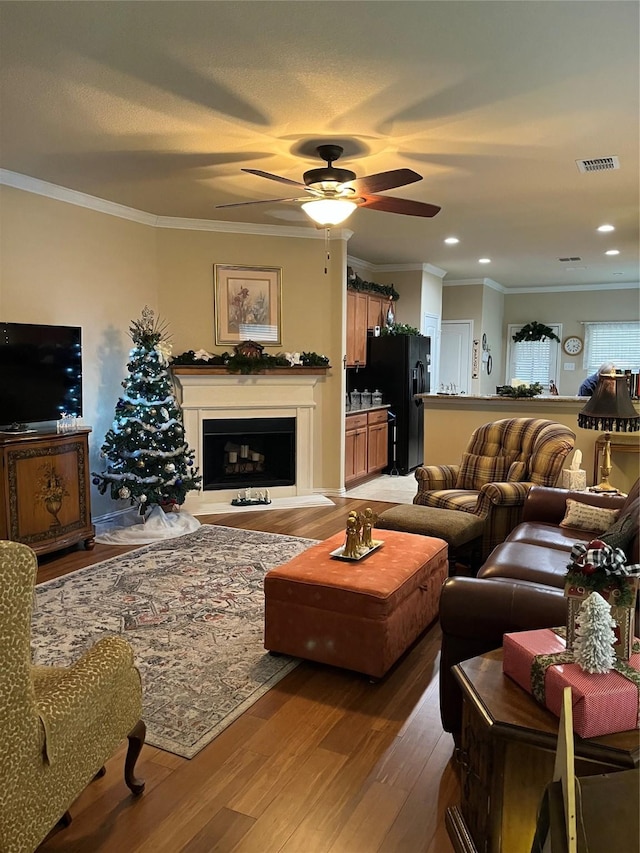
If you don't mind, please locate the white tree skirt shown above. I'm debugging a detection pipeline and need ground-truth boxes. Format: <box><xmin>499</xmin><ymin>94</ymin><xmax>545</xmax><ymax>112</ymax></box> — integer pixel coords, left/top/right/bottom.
<box><xmin>95</xmin><ymin>504</ymin><xmax>201</xmax><ymax>545</ymax></box>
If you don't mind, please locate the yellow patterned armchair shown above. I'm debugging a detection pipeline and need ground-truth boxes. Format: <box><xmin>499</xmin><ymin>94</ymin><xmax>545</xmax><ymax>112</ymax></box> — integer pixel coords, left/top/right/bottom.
<box><xmin>0</xmin><ymin>540</ymin><xmax>145</xmax><ymax>853</ymax></box>
<box><xmin>414</xmin><ymin>418</ymin><xmax>575</xmax><ymax>558</ymax></box>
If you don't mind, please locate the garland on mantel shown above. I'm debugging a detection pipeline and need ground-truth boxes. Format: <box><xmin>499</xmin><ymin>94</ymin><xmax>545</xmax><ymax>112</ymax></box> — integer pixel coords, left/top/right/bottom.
<box><xmin>171</xmin><ymin>349</ymin><xmax>330</xmax><ymax>375</ymax></box>
<box><xmin>347</xmin><ymin>267</ymin><xmax>399</xmax><ymax>301</ymax></box>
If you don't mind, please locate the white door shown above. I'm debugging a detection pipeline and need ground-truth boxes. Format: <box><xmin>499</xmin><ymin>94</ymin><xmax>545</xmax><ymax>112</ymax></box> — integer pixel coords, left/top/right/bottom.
<box><xmin>440</xmin><ymin>321</ymin><xmax>472</xmax><ymax>394</ymax></box>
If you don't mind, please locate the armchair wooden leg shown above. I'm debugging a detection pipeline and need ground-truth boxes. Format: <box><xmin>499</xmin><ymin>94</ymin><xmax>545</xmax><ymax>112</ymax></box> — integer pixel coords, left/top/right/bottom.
<box><xmin>125</xmin><ymin>719</ymin><xmax>146</xmax><ymax>795</ymax></box>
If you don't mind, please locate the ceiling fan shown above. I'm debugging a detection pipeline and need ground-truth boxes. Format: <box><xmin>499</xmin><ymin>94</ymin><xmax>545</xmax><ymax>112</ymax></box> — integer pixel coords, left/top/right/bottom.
<box><xmin>216</xmin><ymin>144</ymin><xmax>441</xmax><ymax>226</ymax></box>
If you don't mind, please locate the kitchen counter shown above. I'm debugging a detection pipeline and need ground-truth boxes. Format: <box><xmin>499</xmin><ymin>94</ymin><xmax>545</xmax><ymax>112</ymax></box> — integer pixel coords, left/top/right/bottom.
<box><xmin>346</xmin><ymin>404</ymin><xmax>390</xmax><ymax>415</ymax></box>
<box><xmin>427</xmin><ymin>394</ymin><xmax>584</xmax><ymax>402</ymax></box>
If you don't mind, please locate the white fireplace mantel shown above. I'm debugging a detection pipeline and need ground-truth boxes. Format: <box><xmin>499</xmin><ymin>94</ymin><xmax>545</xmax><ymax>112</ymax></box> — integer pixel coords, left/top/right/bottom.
<box><xmin>173</xmin><ymin>370</ymin><xmax>325</xmax><ymax>512</ymax></box>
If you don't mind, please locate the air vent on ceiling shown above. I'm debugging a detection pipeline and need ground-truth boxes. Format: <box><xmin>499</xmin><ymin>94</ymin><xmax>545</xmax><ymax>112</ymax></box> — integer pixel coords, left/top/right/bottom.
<box><xmin>559</xmin><ymin>257</ymin><xmax>581</xmax><ymax>262</ymax></box>
<box><xmin>576</xmin><ymin>156</ymin><xmax>620</xmax><ymax>173</ymax></box>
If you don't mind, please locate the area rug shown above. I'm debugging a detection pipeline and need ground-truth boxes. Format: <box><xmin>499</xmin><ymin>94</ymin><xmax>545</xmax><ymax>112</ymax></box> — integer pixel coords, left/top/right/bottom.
<box><xmin>31</xmin><ymin>525</ymin><xmax>318</xmax><ymax>759</ymax></box>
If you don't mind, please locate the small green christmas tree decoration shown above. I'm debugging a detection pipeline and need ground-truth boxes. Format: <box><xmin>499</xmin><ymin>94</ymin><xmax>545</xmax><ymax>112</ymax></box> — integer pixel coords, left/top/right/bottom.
<box><xmin>93</xmin><ymin>307</ymin><xmax>201</xmax><ymax>514</ymax></box>
<box><xmin>573</xmin><ymin>592</ymin><xmax>617</xmax><ymax>674</ymax></box>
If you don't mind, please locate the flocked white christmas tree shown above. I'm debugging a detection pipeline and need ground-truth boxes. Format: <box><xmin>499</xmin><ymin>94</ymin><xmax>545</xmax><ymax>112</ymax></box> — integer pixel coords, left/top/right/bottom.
<box><xmin>573</xmin><ymin>592</ymin><xmax>617</xmax><ymax>674</ymax></box>
<box><xmin>92</xmin><ymin>307</ymin><xmax>201</xmax><ymax>515</ymax></box>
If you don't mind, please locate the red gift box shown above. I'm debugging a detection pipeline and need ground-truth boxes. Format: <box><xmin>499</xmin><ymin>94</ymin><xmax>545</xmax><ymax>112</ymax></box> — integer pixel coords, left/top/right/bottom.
<box><xmin>503</xmin><ymin>628</ymin><xmax>640</xmax><ymax>738</ymax></box>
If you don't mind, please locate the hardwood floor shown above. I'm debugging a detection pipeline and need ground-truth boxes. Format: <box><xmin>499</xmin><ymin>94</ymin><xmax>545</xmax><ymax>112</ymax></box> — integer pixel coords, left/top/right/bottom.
<box><xmin>36</xmin><ymin>498</ymin><xmax>459</xmax><ymax>852</ymax></box>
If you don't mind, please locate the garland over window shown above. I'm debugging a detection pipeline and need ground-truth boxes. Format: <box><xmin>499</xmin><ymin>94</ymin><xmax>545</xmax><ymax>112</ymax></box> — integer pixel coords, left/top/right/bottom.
<box><xmin>512</xmin><ymin>322</ymin><xmax>560</xmax><ymax>343</ymax></box>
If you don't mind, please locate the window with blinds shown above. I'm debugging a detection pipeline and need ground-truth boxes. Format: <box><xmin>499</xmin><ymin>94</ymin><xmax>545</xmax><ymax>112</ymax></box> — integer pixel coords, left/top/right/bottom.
<box><xmin>583</xmin><ymin>322</ymin><xmax>640</xmax><ymax>371</ymax></box>
<box><xmin>506</xmin><ymin>324</ymin><xmax>560</xmax><ymax>386</ymax></box>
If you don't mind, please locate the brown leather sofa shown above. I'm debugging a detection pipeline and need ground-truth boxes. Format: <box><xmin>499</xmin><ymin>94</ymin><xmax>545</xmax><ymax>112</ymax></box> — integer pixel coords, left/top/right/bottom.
<box><xmin>438</xmin><ymin>479</ymin><xmax>640</xmax><ymax>738</ymax></box>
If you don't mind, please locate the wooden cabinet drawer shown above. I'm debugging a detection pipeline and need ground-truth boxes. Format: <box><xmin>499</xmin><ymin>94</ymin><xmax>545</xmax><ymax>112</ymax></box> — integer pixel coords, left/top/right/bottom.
<box><xmin>367</xmin><ymin>408</ymin><xmax>388</xmax><ymax>426</ymax></box>
<box><xmin>346</xmin><ymin>413</ymin><xmax>368</xmax><ymax>430</ymax></box>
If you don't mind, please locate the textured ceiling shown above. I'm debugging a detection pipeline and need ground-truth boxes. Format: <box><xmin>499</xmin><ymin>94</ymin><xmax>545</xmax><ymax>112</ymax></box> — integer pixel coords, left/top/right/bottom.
<box><xmin>1</xmin><ymin>1</ymin><xmax>638</xmax><ymax>289</ymax></box>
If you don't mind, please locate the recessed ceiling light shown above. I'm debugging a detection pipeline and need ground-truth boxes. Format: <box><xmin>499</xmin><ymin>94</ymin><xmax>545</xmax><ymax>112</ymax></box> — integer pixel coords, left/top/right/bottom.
<box><xmin>444</xmin><ymin>236</ymin><xmax>459</xmax><ymax>245</ymax></box>
<box><xmin>478</xmin><ymin>258</ymin><xmax>491</xmax><ymax>264</ymax></box>
<box><xmin>597</xmin><ymin>224</ymin><xmax>615</xmax><ymax>232</ymax></box>
<box><xmin>605</xmin><ymin>249</ymin><xmax>620</xmax><ymax>256</ymax></box>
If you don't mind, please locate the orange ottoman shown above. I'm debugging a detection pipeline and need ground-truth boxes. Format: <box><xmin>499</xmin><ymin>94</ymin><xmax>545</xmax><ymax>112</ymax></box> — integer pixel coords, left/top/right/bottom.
<box><xmin>264</xmin><ymin>529</ymin><xmax>448</xmax><ymax>678</ymax></box>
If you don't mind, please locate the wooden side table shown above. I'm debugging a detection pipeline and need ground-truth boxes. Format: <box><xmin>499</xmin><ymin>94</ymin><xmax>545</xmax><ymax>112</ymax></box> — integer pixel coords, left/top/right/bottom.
<box><xmin>446</xmin><ymin>649</ymin><xmax>639</xmax><ymax>853</ymax></box>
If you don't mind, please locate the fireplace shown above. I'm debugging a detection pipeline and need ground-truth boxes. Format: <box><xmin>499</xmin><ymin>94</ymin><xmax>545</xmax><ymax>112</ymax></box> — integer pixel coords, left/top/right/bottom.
<box><xmin>173</xmin><ymin>369</ymin><xmax>324</xmax><ymax>511</ymax></box>
<box><xmin>203</xmin><ymin>417</ymin><xmax>295</xmax><ymax>490</ymax></box>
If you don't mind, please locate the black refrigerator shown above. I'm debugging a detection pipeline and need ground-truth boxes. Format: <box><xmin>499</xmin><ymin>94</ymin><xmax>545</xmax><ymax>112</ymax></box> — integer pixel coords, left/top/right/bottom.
<box><xmin>365</xmin><ymin>335</ymin><xmax>430</xmax><ymax>475</ymax></box>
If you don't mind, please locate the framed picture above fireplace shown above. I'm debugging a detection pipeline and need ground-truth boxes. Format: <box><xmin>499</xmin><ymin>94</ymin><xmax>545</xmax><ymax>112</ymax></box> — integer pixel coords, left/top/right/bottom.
<box><xmin>214</xmin><ymin>264</ymin><xmax>282</xmax><ymax>346</ymax></box>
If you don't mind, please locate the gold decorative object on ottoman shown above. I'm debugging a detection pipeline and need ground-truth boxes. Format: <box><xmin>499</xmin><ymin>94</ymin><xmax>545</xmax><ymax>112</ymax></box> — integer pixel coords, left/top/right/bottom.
<box><xmin>377</xmin><ymin>504</ymin><xmax>485</xmax><ymax>574</ymax></box>
<box><xmin>263</xmin><ymin>529</ymin><xmax>448</xmax><ymax>678</ymax></box>
<box><xmin>336</xmin><ymin>507</ymin><xmax>380</xmax><ymax>560</ymax></box>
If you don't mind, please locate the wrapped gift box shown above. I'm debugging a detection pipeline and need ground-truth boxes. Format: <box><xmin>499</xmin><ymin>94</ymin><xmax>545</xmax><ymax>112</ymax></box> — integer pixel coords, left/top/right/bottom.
<box><xmin>503</xmin><ymin>628</ymin><xmax>640</xmax><ymax>738</ymax></box>
<box><xmin>565</xmin><ymin>577</ymin><xmax>638</xmax><ymax>661</ymax></box>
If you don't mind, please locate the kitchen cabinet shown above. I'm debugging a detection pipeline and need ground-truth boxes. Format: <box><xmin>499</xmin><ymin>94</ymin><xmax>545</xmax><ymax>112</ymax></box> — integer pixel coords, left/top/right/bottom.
<box><xmin>0</xmin><ymin>429</ymin><xmax>95</xmax><ymax>555</ymax></box>
<box><xmin>367</xmin><ymin>295</ymin><xmax>386</xmax><ymax>331</ymax></box>
<box><xmin>367</xmin><ymin>409</ymin><xmax>389</xmax><ymax>473</ymax></box>
<box><xmin>345</xmin><ymin>412</ymin><xmax>368</xmax><ymax>483</ymax></box>
<box><xmin>345</xmin><ymin>408</ymin><xmax>389</xmax><ymax>486</ymax></box>
<box><xmin>346</xmin><ymin>291</ymin><xmax>368</xmax><ymax>367</ymax></box>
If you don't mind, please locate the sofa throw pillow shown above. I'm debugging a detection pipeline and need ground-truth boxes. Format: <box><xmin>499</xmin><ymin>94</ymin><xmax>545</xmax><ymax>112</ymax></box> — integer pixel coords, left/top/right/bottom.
<box><xmin>600</xmin><ymin>497</ymin><xmax>639</xmax><ymax>554</ymax></box>
<box><xmin>559</xmin><ymin>499</ymin><xmax>620</xmax><ymax>534</ymax></box>
<box><xmin>507</xmin><ymin>460</ymin><xmax>527</xmax><ymax>482</ymax></box>
<box><xmin>455</xmin><ymin>453</ymin><xmax>513</xmax><ymax>490</ymax></box>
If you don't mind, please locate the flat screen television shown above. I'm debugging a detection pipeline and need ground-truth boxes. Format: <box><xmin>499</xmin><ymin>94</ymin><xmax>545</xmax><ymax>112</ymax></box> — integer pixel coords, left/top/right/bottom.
<box><xmin>0</xmin><ymin>322</ymin><xmax>83</xmax><ymax>429</ymax></box>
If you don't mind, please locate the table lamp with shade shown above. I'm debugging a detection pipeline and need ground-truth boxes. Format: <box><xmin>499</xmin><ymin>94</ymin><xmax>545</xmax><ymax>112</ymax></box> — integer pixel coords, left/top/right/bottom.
<box><xmin>578</xmin><ymin>370</ymin><xmax>640</xmax><ymax>492</ymax></box>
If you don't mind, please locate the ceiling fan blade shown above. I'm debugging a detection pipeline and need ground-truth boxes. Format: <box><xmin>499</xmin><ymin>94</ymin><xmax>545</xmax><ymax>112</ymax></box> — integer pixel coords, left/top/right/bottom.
<box><xmin>242</xmin><ymin>168</ymin><xmax>306</xmax><ymax>188</ymax></box>
<box><xmin>359</xmin><ymin>194</ymin><xmax>441</xmax><ymax>218</ymax></box>
<box><xmin>216</xmin><ymin>196</ymin><xmax>303</xmax><ymax>209</ymax></box>
<box><xmin>349</xmin><ymin>169</ymin><xmax>422</xmax><ymax>195</ymax></box>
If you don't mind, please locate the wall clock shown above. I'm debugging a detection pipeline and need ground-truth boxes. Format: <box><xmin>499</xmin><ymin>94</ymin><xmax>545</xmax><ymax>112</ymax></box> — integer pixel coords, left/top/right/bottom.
<box><xmin>562</xmin><ymin>335</ymin><xmax>583</xmax><ymax>356</ymax></box>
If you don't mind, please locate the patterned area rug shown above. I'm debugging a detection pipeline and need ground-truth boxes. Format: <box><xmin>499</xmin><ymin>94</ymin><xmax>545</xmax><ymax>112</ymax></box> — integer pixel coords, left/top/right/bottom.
<box><xmin>32</xmin><ymin>525</ymin><xmax>317</xmax><ymax>758</ymax></box>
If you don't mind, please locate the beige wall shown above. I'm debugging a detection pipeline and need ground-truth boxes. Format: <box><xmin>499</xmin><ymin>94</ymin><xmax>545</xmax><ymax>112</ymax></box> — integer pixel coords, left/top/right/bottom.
<box><xmin>503</xmin><ymin>288</ymin><xmax>640</xmax><ymax>395</ymax></box>
<box><xmin>421</xmin><ymin>269</ymin><xmax>444</xmax><ymax>322</ymax></box>
<box><xmin>0</xmin><ymin>186</ymin><xmax>158</xmax><ymax>517</ymax></box>
<box><xmin>479</xmin><ymin>285</ymin><xmax>505</xmax><ymax>396</ymax></box>
<box><xmin>375</xmin><ymin>269</ymin><xmax>421</xmax><ymax>327</ymax></box>
<box><xmin>0</xmin><ymin>185</ymin><xmax>347</xmax><ymax>517</ymax></box>
<box><xmin>157</xmin><ymin>228</ymin><xmax>346</xmax><ymax>496</ymax></box>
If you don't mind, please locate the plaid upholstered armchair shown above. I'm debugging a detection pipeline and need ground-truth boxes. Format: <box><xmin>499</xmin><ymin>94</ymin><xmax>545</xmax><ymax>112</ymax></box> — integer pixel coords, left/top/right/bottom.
<box><xmin>0</xmin><ymin>540</ymin><xmax>146</xmax><ymax>853</ymax></box>
<box><xmin>414</xmin><ymin>418</ymin><xmax>576</xmax><ymax>558</ymax></box>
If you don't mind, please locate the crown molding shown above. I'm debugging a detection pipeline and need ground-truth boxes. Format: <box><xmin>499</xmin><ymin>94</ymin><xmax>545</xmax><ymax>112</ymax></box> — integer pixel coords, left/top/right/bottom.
<box><xmin>502</xmin><ymin>280</ymin><xmax>640</xmax><ymax>294</ymax></box>
<box><xmin>444</xmin><ymin>277</ymin><xmax>506</xmax><ymax>293</ymax></box>
<box><xmin>0</xmin><ymin>169</ymin><xmax>159</xmax><ymax>226</ymax></box>
<box><xmin>347</xmin><ymin>256</ymin><xmax>447</xmax><ymax>278</ymax></box>
<box><xmin>0</xmin><ymin>170</ymin><xmax>353</xmax><ymax>242</ymax></box>
<box><xmin>2</xmin><ymin>171</ymin><xmax>634</xmax><ymax>289</ymax></box>
<box><xmin>156</xmin><ymin>215</ymin><xmax>352</xmax><ymax>241</ymax></box>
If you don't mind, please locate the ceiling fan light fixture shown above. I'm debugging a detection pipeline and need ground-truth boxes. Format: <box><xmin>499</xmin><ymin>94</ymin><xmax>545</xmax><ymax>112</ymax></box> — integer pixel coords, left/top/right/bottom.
<box><xmin>301</xmin><ymin>198</ymin><xmax>357</xmax><ymax>226</ymax></box>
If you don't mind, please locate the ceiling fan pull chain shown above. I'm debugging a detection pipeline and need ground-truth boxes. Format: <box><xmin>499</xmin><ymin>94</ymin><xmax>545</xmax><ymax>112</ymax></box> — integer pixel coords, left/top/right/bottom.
<box><xmin>324</xmin><ymin>226</ymin><xmax>331</xmax><ymax>274</ymax></box>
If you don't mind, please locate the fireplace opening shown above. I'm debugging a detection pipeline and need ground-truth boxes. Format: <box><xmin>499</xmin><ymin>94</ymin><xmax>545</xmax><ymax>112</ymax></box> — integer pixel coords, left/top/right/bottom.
<box><xmin>203</xmin><ymin>417</ymin><xmax>295</xmax><ymax>490</ymax></box>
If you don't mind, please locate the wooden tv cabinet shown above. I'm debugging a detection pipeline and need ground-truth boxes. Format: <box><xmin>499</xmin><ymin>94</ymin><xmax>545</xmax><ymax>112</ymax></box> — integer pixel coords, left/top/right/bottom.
<box><xmin>0</xmin><ymin>428</ymin><xmax>95</xmax><ymax>555</ymax></box>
